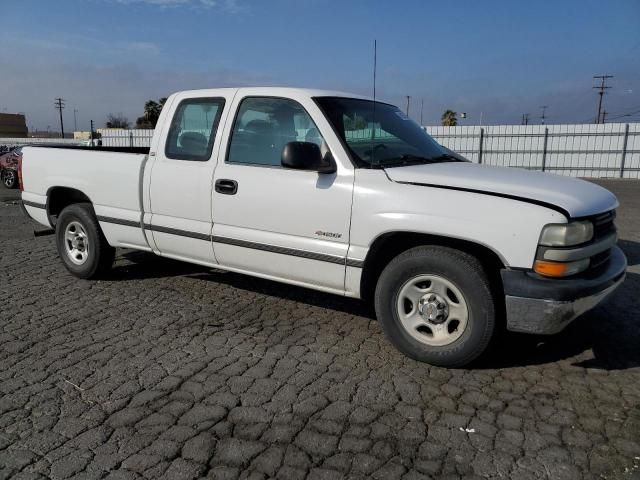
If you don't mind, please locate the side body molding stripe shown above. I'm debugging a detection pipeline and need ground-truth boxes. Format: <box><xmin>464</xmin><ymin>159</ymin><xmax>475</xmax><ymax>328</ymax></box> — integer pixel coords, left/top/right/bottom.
<box><xmin>143</xmin><ymin>223</ymin><xmax>211</xmax><ymax>241</ymax></box>
<box><xmin>95</xmin><ymin>216</ymin><xmax>364</xmax><ymax>267</ymax></box>
<box><xmin>22</xmin><ymin>200</ymin><xmax>46</xmax><ymax>209</ymax></box>
<box><xmin>97</xmin><ymin>216</ymin><xmax>139</xmax><ymax>228</ymax></box>
<box><xmin>211</xmin><ymin>235</ymin><xmax>347</xmax><ymax>265</ymax></box>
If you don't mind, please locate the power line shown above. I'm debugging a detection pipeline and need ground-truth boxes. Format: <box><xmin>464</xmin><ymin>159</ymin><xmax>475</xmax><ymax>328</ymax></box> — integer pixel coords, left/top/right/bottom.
<box><xmin>607</xmin><ymin>108</ymin><xmax>640</xmax><ymax>121</ymax></box>
<box><xmin>593</xmin><ymin>74</ymin><xmax>613</xmax><ymax>124</ymax></box>
<box><xmin>54</xmin><ymin>98</ymin><xmax>65</xmax><ymax>138</ymax></box>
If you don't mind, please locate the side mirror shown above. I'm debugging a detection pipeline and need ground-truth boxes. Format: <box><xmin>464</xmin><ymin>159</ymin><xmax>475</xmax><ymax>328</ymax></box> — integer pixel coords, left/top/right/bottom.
<box><xmin>281</xmin><ymin>141</ymin><xmax>336</xmax><ymax>174</ymax></box>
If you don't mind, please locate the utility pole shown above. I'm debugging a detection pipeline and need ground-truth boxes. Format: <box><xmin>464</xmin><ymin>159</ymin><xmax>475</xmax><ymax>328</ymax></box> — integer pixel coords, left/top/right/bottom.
<box><xmin>54</xmin><ymin>98</ymin><xmax>65</xmax><ymax>138</ymax></box>
<box><xmin>521</xmin><ymin>113</ymin><xmax>530</xmax><ymax>125</ymax></box>
<box><xmin>602</xmin><ymin>110</ymin><xmax>608</xmax><ymax>124</ymax></box>
<box><xmin>90</xmin><ymin>120</ymin><xmax>94</xmax><ymax>144</ymax></box>
<box><xmin>73</xmin><ymin>109</ymin><xmax>78</xmax><ymax>132</ymax></box>
<box><xmin>540</xmin><ymin>106</ymin><xmax>548</xmax><ymax>125</ymax></box>
<box><xmin>593</xmin><ymin>74</ymin><xmax>613</xmax><ymax>124</ymax></box>
<box><xmin>420</xmin><ymin>98</ymin><xmax>424</xmax><ymax>126</ymax></box>
<box><xmin>405</xmin><ymin>96</ymin><xmax>411</xmax><ymax>117</ymax></box>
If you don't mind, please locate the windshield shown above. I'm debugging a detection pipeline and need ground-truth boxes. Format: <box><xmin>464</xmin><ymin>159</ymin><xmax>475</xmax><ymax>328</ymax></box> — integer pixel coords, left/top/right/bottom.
<box><xmin>315</xmin><ymin>96</ymin><xmax>461</xmax><ymax>168</ymax></box>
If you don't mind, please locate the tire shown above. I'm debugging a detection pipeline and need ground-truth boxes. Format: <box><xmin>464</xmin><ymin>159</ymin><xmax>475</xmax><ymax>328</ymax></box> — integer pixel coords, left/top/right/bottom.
<box><xmin>2</xmin><ymin>169</ymin><xmax>17</xmax><ymax>189</ymax></box>
<box><xmin>55</xmin><ymin>203</ymin><xmax>115</xmax><ymax>279</ymax></box>
<box><xmin>374</xmin><ymin>246</ymin><xmax>496</xmax><ymax>368</ymax></box>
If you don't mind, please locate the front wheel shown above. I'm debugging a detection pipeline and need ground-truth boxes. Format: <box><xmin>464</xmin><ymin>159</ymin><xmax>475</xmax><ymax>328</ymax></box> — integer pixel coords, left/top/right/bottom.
<box><xmin>55</xmin><ymin>203</ymin><xmax>115</xmax><ymax>279</ymax></box>
<box><xmin>375</xmin><ymin>246</ymin><xmax>496</xmax><ymax>368</ymax></box>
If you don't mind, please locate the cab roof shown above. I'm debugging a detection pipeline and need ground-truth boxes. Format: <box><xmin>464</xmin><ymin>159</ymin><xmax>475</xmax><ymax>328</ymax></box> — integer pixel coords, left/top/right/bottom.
<box><xmin>174</xmin><ymin>86</ymin><xmax>374</xmax><ymax>102</ymax></box>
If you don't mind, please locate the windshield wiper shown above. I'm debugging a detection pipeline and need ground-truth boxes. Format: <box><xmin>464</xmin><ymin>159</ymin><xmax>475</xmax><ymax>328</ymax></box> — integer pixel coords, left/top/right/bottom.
<box><xmin>378</xmin><ymin>154</ymin><xmax>450</xmax><ymax>167</ymax></box>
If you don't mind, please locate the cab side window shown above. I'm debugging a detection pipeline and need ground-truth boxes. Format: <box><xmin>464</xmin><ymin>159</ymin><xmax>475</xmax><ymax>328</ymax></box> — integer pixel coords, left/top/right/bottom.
<box><xmin>165</xmin><ymin>98</ymin><xmax>225</xmax><ymax>161</ymax></box>
<box><xmin>227</xmin><ymin>97</ymin><xmax>326</xmax><ymax>167</ymax></box>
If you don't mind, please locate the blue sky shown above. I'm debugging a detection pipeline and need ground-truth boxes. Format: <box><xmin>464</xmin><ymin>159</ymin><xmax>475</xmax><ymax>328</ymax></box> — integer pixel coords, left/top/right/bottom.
<box><xmin>1</xmin><ymin>0</ymin><xmax>639</xmax><ymax>131</ymax></box>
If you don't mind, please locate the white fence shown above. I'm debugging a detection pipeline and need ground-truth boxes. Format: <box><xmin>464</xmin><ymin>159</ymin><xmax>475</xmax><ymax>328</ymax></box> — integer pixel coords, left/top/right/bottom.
<box><xmin>425</xmin><ymin>123</ymin><xmax>640</xmax><ymax>179</ymax></box>
<box><xmin>3</xmin><ymin>122</ymin><xmax>639</xmax><ymax>179</ymax></box>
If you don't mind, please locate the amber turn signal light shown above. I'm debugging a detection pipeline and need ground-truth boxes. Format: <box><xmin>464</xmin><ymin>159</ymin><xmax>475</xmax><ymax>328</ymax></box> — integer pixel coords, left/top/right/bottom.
<box><xmin>534</xmin><ymin>258</ymin><xmax>590</xmax><ymax>278</ymax></box>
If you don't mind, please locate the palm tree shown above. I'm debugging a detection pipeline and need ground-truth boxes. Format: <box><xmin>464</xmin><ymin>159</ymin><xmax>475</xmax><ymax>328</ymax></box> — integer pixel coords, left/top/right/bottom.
<box><xmin>441</xmin><ymin>110</ymin><xmax>458</xmax><ymax>127</ymax></box>
<box><xmin>136</xmin><ymin>98</ymin><xmax>167</xmax><ymax>128</ymax></box>
<box><xmin>144</xmin><ymin>101</ymin><xmax>161</xmax><ymax>124</ymax></box>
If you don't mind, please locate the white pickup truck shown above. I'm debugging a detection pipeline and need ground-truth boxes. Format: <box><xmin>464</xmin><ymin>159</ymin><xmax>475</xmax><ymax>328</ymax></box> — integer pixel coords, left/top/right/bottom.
<box><xmin>20</xmin><ymin>87</ymin><xmax>626</xmax><ymax>367</ymax></box>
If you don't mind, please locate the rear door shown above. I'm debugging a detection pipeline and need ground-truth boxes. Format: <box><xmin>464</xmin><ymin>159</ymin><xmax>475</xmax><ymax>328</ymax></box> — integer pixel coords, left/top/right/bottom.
<box><xmin>146</xmin><ymin>90</ymin><xmax>235</xmax><ymax>265</ymax></box>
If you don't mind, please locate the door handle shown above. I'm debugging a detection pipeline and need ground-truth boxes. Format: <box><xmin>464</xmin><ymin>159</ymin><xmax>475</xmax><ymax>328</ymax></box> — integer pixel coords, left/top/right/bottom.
<box><xmin>215</xmin><ymin>179</ymin><xmax>238</xmax><ymax>195</ymax></box>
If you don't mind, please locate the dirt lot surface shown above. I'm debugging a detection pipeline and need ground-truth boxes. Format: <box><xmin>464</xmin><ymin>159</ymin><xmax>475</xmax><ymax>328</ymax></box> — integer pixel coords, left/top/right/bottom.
<box><xmin>1</xmin><ymin>180</ymin><xmax>639</xmax><ymax>479</ymax></box>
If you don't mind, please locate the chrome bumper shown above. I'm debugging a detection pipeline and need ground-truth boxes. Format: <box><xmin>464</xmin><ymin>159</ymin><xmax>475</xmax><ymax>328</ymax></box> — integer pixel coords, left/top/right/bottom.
<box><xmin>505</xmin><ymin>274</ymin><xmax>625</xmax><ymax>334</ymax></box>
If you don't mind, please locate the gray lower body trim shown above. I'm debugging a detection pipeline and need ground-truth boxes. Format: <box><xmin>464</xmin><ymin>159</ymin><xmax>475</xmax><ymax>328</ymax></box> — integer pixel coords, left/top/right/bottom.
<box><xmin>22</xmin><ymin>200</ymin><xmax>46</xmax><ymax>209</ymax></box>
<box><xmin>97</xmin><ymin>216</ymin><xmax>140</xmax><ymax>228</ymax></box>
<box><xmin>94</xmin><ymin>215</ymin><xmax>363</xmax><ymax>268</ymax></box>
<box><xmin>505</xmin><ymin>275</ymin><xmax>625</xmax><ymax>334</ymax></box>
<box><xmin>212</xmin><ymin>235</ymin><xmax>347</xmax><ymax>266</ymax></box>
<box><xmin>346</xmin><ymin>258</ymin><xmax>364</xmax><ymax>268</ymax></box>
<box><xmin>144</xmin><ymin>223</ymin><xmax>211</xmax><ymax>241</ymax></box>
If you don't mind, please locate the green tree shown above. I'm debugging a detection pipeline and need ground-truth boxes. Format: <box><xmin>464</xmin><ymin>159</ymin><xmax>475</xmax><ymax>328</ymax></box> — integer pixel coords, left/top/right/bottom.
<box><xmin>441</xmin><ymin>110</ymin><xmax>458</xmax><ymax>127</ymax></box>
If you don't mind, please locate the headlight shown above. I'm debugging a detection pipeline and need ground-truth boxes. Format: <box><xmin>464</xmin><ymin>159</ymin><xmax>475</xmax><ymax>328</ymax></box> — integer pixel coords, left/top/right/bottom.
<box><xmin>539</xmin><ymin>220</ymin><xmax>593</xmax><ymax>247</ymax></box>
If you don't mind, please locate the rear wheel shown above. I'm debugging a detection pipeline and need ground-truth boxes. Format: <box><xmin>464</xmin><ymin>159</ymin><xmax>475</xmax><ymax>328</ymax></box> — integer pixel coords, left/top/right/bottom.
<box><xmin>1</xmin><ymin>169</ymin><xmax>17</xmax><ymax>189</ymax></box>
<box><xmin>375</xmin><ymin>246</ymin><xmax>496</xmax><ymax>367</ymax></box>
<box><xmin>55</xmin><ymin>203</ymin><xmax>115</xmax><ymax>279</ymax></box>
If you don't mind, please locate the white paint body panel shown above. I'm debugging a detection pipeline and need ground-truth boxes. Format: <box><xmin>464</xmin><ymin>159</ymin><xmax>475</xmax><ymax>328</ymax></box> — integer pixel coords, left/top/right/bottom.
<box><xmin>349</xmin><ymin>169</ymin><xmax>566</xmax><ymax>270</ymax></box>
<box><xmin>21</xmin><ymin>147</ymin><xmax>149</xmax><ymax>249</ymax></box>
<box><xmin>20</xmin><ymin>87</ymin><xmax>620</xmax><ymax>300</ymax></box>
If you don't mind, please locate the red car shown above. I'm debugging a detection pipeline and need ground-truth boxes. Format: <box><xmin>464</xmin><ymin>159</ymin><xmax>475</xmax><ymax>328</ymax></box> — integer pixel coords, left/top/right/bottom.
<box><xmin>0</xmin><ymin>147</ymin><xmax>22</xmax><ymax>189</ymax></box>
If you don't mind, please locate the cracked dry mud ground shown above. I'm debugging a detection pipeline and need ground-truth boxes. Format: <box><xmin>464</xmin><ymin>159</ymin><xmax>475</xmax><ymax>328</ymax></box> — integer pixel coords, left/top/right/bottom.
<box><xmin>1</xmin><ymin>180</ymin><xmax>639</xmax><ymax>480</ymax></box>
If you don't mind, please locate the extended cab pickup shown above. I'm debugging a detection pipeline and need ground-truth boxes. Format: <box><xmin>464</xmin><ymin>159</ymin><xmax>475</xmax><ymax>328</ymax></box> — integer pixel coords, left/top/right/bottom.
<box><xmin>20</xmin><ymin>87</ymin><xmax>627</xmax><ymax>367</ymax></box>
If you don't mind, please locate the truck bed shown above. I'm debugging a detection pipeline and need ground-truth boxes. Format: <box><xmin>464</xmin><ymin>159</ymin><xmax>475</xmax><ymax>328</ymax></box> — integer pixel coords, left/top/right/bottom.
<box><xmin>21</xmin><ymin>145</ymin><xmax>148</xmax><ymax>243</ymax></box>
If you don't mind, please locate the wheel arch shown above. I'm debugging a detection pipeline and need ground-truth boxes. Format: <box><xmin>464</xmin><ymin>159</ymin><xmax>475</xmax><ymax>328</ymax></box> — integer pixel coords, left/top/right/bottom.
<box><xmin>46</xmin><ymin>186</ymin><xmax>94</xmax><ymax>227</ymax></box>
<box><xmin>359</xmin><ymin>231</ymin><xmax>507</xmax><ymax>302</ymax></box>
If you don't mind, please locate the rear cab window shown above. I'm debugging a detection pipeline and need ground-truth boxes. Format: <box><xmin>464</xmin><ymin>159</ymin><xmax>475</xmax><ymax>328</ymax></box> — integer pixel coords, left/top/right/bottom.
<box><xmin>165</xmin><ymin>98</ymin><xmax>225</xmax><ymax>161</ymax></box>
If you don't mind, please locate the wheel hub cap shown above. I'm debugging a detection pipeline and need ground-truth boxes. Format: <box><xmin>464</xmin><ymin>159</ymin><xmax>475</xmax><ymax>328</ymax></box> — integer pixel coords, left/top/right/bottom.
<box><xmin>395</xmin><ymin>274</ymin><xmax>469</xmax><ymax>347</ymax></box>
<box><xmin>64</xmin><ymin>221</ymin><xmax>89</xmax><ymax>265</ymax></box>
<box><xmin>418</xmin><ymin>294</ymin><xmax>449</xmax><ymax>324</ymax></box>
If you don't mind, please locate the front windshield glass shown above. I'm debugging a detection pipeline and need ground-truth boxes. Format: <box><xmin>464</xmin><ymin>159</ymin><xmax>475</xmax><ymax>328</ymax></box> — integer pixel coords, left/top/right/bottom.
<box><xmin>315</xmin><ymin>96</ymin><xmax>460</xmax><ymax>168</ymax></box>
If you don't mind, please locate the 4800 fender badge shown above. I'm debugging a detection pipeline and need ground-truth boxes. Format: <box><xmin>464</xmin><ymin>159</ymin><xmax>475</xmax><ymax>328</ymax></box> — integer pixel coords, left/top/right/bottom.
<box><xmin>315</xmin><ymin>230</ymin><xmax>342</xmax><ymax>239</ymax></box>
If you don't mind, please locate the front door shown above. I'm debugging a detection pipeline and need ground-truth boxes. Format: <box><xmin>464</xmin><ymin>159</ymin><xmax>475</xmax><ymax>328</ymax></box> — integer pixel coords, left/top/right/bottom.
<box><xmin>211</xmin><ymin>95</ymin><xmax>354</xmax><ymax>293</ymax></box>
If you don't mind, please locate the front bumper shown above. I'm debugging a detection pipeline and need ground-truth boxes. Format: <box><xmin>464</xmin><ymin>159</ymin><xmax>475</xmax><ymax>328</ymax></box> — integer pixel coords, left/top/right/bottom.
<box><xmin>502</xmin><ymin>246</ymin><xmax>627</xmax><ymax>334</ymax></box>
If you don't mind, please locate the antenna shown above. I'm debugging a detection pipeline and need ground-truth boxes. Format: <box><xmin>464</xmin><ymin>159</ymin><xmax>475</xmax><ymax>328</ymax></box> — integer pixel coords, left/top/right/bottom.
<box><xmin>373</xmin><ymin>39</ymin><xmax>377</xmax><ymax>102</ymax></box>
<box><xmin>371</xmin><ymin>39</ymin><xmax>377</xmax><ymax>164</ymax></box>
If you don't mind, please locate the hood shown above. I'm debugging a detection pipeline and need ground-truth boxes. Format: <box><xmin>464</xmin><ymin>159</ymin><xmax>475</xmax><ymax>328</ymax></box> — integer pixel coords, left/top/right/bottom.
<box><xmin>384</xmin><ymin>162</ymin><xmax>618</xmax><ymax>218</ymax></box>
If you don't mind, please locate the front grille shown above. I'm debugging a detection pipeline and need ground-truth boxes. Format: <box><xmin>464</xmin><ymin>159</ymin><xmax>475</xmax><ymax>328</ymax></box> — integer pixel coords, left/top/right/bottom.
<box><xmin>592</xmin><ymin>210</ymin><xmax>616</xmax><ymax>239</ymax></box>
<box><xmin>588</xmin><ymin>209</ymin><xmax>616</xmax><ymax>271</ymax></box>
